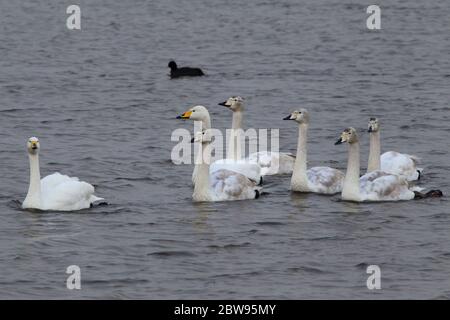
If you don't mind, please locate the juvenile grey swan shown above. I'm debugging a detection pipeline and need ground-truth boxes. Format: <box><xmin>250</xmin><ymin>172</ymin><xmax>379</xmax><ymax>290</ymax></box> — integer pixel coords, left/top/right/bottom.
<box><xmin>284</xmin><ymin>109</ymin><xmax>344</xmax><ymax>194</ymax></box>
<box><xmin>367</xmin><ymin>117</ymin><xmax>423</xmax><ymax>181</ymax></box>
<box><xmin>219</xmin><ymin>96</ymin><xmax>295</xmax><ymax>175</ymax></box>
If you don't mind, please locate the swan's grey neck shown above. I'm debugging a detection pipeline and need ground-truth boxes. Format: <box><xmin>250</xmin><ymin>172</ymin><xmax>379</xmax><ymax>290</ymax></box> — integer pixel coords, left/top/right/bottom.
<box><xmin>367</xmin><ymin>131</ymin><xmax>380</xmax><ymax>172</ymax></box>
<box><xmin>193</xmin><ymin>143</ymin><xmax>212</xmax><ymax>201</ymax></box>
<box><xmin>227</xmin><ymin>111</ymin><xmax>243</xmax><ymax>160</ymax></box>
<box><xmin>291</xmin><ymin>123</ymin><xmax>309</xmax><ymax>191</ymax></box>
<box><xmin>231</xmin><ymin>110</ymin><xmax>243</xmax><ymax>130</ymax></box>
<box><xmin>23</xmin><ymin>154</ymin><xmax>41</xmax><ymax>208</ymax></box>
<box><xmin>342</xmin><ymin>141</ymin><xmax>361</xmax><ymax>201</ymax></box>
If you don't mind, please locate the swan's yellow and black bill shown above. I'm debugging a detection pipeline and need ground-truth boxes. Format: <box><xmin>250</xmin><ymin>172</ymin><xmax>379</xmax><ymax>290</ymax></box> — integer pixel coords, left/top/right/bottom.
<box><xmin>31</xmin><ymin>141</ymin><xmax>38</xmax><ymax>149</ymax></box>
<box><xmin>176</xmin><ymin>110</ymin><xmax>192</xmax><ymax>119</ymax></box>
<box><xmin>283</xmin><ymin>115</ymin><xmax>294</xmax><ymax>120</ymax></box>
<box><xmin>218</xmin><ymin>101</ymin><xmax>228</xmax><ymax>107</ymax></box>
<box><xmin>335</xmin><ymin>137</ymin><xmax>343</xmax><ymax>145</ymax></box>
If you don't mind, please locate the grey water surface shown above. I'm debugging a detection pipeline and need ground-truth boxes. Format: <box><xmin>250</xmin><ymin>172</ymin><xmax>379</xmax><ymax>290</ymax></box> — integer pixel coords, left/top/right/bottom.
<box><xmin>0</xmin><ymin>0</ymin><xmax>449</xmax><ymax>299</ymax></box>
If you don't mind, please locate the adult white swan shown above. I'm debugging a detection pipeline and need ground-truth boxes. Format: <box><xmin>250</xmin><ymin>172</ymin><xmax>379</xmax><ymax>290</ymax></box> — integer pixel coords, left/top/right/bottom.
<box><xmin>284</xmin><ymin>109</ymin><xmax>344</xmax><ymax>194</ymax></box>
<box><xmin>22</xmin><ymin>137</ymin><xmax>104</xmax><ymax>211</ymax></box>
<box><xmin>367</xmin><ymin>117</ymin><xmax>423</xmax><ymax>181</ymax></box>
<box><xmin>191</xmin><ymin>130</ymin><xmax>261</xmax><ymax>202</ymax></box>
<box><xmin>176</xmin><ymin>105</ymin><xmax>262</xmax><ymax>184</ymax></box>
<box><xmin>219</xmin><ymin>96</ymin><xmax>295</xmax><ymax>175</ymax></box>
<box><xmin>335</xmin><ymin>128</ymin><xmax>442</xmax><ymax>202</ymax></box>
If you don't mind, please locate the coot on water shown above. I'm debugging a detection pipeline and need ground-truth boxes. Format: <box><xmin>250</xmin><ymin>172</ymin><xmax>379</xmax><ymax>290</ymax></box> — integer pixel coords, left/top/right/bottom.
<box><xmin>168</xmin><ymin>61</ymin><xmax>205</xmax><ymax>78</ymax></box>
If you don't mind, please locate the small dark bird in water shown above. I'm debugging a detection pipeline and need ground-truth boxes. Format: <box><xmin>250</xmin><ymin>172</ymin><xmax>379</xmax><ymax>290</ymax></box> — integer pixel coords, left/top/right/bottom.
<box><xmin>414</xmin><ymin>189</ymin><xmax>443</xmax><ymax>199</ymax></box>
<box><xmin>168</xmin><ymin>61</ymin><xmax>204</xmax><ymax>78</ymax></box>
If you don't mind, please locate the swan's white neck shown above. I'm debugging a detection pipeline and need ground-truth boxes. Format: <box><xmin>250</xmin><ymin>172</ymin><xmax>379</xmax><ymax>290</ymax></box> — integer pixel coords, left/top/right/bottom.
<box><xmin>193</xmin><ymin>143</ymin><xmax>212</xmax><ymax>201</ymax></box>
<box><xmin>291</xmin><ymin>123</ymin><xmax>309</xmax><ymax>191</ymax></box>
<box><xmin>367</xmin><ymin>131</ymin><xmax>381</xmax><ymax>172</ymax></box>
<box><xmin>202</xmin><ymin>117</ymin><xmax>211</xmax><ymax>130</ymax></box>
<box><xmin>192</xmin><ymin>116</ymin><xmax>212</xmax><ymax>185</ymax></box>
<box><xmin>342</xmin><ymin>141</ymin><xmax>361</xmax><ymax>201</ymax></box>
<box><xmin>228</xmin><ymin>111</ymin><xmax>243</xmax><ymax>160</ymax></box>
<box><xmin>23</xmin><ymin>154</ymin><xmax>42</xmax><ymax>208</ymax></box>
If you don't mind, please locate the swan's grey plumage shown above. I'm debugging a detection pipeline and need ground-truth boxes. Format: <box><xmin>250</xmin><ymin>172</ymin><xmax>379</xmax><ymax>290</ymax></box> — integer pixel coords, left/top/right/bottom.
<box><xmin>285</xmin><ymin>109</ymin><xmax>344</xmax><ymax>194</ymax></box>
<box><xmin>191</xmin><ymin>130</ymin><xmax>261</xmax><ymax>202</ymax></box>
<box><xmin>336</xmin><ymin>128</ymin><xmax>416</xmax><ymax>202</ymax></box>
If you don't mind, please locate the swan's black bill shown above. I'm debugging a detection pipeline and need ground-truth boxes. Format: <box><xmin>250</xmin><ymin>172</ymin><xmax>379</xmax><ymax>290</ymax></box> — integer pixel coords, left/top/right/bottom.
<box><xmin>283</xmin><ymin>115</ymin><xmax>293</xmax><ymax>120</ymax></box>
<box><xmin>335</xmin><ymin>138</ymin><xmax>343</xmax><ymax>145</ymax></box>
<box><xmin>191</xmin><ymin>137</ymin><xmax>195</xmax><ymax>143</ymax></box>
<box><xmin>218</xmin><ymin>102</ymin><xmax>228</xmax><ymax>107</ymax></box>
<box><xmin>368</xmin><ymin>127</ymin><xmax>373</xmax><ymax>133</ymax></box>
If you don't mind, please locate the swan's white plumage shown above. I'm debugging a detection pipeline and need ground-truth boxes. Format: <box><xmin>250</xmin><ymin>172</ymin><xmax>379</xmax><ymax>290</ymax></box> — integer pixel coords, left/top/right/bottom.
<box><xmin>380</xmin><ymin>151</ymin><xmax>422</xmax><ymax>181</ymax></box>
<box><xmin>22</xmin><ymin>137</ymin><xmax>103</xmax><ymax>211</ymax></box>
<box><xmin>247</xmin><ymin>151</ymin><xmax>295</xmax><ymax>176</ymax></box>
<box><xmin>359</xmin><ymin>170</ymin><xmax>415</xmax><ymax>201</ymax></box>
<box><xmin>38</xmin><ymin>173</ymin><xmax>103</xmax><ymax>211</ymax></box>
<box><xmin>367</xmin><ymin>118</ymin><xmax>422</xmax><ymax>181</ymax></box>
<box><xmin>210</xmin><ymin>159</ymin><xmax>261</xmax><ymax>183</ymax></box>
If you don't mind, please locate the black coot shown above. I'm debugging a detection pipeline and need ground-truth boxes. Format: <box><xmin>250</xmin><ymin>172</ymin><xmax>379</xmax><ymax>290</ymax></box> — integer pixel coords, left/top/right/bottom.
<box><xmin>168</xmin><ymin>61</ymin><xmax>204</xmax><ymax>78</ymax></box>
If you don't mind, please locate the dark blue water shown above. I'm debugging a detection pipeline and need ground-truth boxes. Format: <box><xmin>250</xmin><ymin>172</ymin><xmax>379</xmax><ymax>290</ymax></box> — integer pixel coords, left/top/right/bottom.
<box><xmin>0</xmin><ymin>0</ymin><xmax>449</xmax><ymax>299</ymax></box>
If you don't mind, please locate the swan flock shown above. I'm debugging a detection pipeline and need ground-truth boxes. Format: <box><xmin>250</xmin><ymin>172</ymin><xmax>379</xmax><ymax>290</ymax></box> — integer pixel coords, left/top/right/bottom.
<box><xmin>177</xmin><ymin>98</ymin><xmax>442</xmax><ymax>203</ymax></box>
<box><xmin>19</xmin><ymin>99</ymin><xmax>442</xmax><ymax>211</ymax></box>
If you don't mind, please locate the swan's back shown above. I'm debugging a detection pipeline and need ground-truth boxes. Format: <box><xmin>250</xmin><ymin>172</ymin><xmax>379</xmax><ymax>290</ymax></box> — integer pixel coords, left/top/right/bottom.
<box><xmin>306</xmin><ymin>167</ymin><xmax>344</xmax><ymax>194</ymax></box>
<box><xmin>359</xmin><ymin>170</ymin><xmax>415</xmax><ymax>201</ymax></box>
<box><xmin>210</xmin><ymin>159</ymin><xmax>261</xmax><ymax>183</ymax></box>
<box><xmin>41</xmin><ymin>172</ymin><xmax>100</xmax><ymax>211</ymax></box>
<box><xmin>247</xmin><ymin>151</ymin><xmax>295</xmax><ymax>176</ymax></box>
<box><xmin>381</xmin><ymin>151</ymin><xmax>421</xmax><ymax>181</ymax></box>
<box><xmin>210</xmin><ymin>169</ymin><xmax>260</xmax><ymax>201</ymax></box>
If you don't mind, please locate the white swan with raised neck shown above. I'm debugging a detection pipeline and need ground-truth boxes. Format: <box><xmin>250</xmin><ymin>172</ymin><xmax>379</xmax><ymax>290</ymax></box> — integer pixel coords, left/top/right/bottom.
<box><xmin>22</xmin><ymin>137</ymin><xmax>103</xmax><ymax>211</ymax></box>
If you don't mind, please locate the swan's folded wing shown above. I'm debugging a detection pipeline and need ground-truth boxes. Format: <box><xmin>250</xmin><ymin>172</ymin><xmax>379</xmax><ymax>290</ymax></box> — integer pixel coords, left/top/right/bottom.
<box><xmin>307</xmin><ymin>167</ymin><xmax>344</xmax><ymax>194</ymax></box>
<box><xmin>359</xmin><ymin>170</ymin><xmax>389</xmax><ymax>184</ymax></box>
<box><xmin>41</xmin><ymin>172</ymin><xmax>78</xmax><ymax>191</ymax></box>
<box><xmin>210</xmin><ymin>169</ymin><xmax>259</xmax><ymax>200</ymax></box>
<box><xmin>381</xmin><ymin>151</ymin><xmax>420</xmax><ymax>180</ymax></box>
<box><xmin>360</xmin><ymin>171</ymin><xmax>414</xmax><ymax>201</ymax></box>
<box><xmin>210</xmin><ymin>159</ymin><xmax>261</xmax><ymax>183</ymax></box>
<box><xmin>41</xmin><ymin>175</ymin><xmax>98</xmax><ymax>211</ymax></box>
